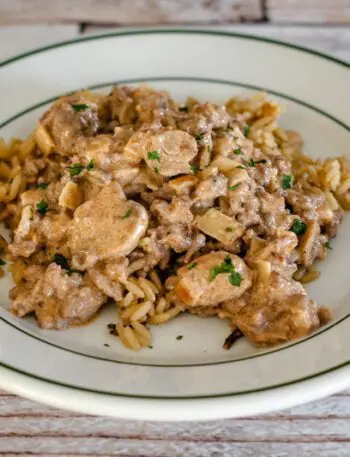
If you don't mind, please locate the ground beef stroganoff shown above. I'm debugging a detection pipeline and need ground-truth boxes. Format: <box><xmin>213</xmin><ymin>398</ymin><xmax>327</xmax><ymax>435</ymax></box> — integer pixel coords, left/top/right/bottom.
<box><xmin>0</xmin><ymin>86</ymin><xmax>349</xmax><ymax>351</ymax></box>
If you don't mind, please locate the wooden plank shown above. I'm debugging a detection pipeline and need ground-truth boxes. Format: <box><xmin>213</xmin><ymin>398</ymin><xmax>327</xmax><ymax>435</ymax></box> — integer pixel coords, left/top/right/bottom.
<box><xmin>83</xmin><ymin>24</ymin><xmax>350</xmax><ymax>62</ymax></box>
<box><xmin>267</xmin><ymin>0</ymin><xmax>350</xmax><ymax>24</ymax></box>
<box><xmin>1</xmin><ymin>393</ymin><xmax>350</xmax><ymax>418</ymax></box>
<box><xmin>1</xmin><ymin>437</ymin><xmax>350</xmax><ymax>456</ymax></box>
<box><xmin>2</xmin><ymin>416</ymin><xmax>350</xmax><ymax>440</ymax></box>
<box><xmin>0</xmin><ymin>25</ymin><xmax>79</xmax><ymax>61</ymax></box>
<box><xmin>0</xmin><ymin>0</ymin><xmax>263</xmax><ymax>25</ymax></box>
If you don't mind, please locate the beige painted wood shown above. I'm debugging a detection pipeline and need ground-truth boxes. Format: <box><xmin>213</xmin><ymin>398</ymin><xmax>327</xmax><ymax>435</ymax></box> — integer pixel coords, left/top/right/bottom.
<box><xmin>268</xmin><ymin>0</ymin><xmax>350</xmax><ymax>24</ymax></box>
<box><xmin>0</xmin><ymin>0</ymin><xmax>263</xmax><ymax>25</ymax></box>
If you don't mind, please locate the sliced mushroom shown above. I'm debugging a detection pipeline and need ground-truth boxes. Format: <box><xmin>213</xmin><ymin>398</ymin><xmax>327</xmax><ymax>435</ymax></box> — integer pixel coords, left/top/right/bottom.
<box><xmin>143</xmin><ymin>130</ymin><xmax>198</xmax><ymax>177</ymax></box>
<box><xmin>175</xmin><ymin>251</ymin><xmax>253</xmax><ymax>307</ymax></box>
<box><xmin>69</xmin><ymin>184</ymin><xmax>148</xmax><ymax>269</ymax></box>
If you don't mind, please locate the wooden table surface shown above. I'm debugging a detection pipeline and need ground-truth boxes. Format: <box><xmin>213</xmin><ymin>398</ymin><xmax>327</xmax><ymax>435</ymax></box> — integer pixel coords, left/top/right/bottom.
<box><xmin>0</xmin><ymin>23</ymin><xmax>349</xmax><ymax>457</ymax></box>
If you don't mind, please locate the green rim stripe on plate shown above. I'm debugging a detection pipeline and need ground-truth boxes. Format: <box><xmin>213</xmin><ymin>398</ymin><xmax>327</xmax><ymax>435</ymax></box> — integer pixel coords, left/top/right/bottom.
<box><xmin>1</xmin><ymin>76</ymin><xmax>349</xmax><ymax>132</ymax></box>
<box><xmin>0</xmin><ymin>76</ymin><xmax>349</xmax><ymax>371</ymax></box>
<box><xmin>0</xmin><ymin>29</ymin><xmax>348</xmax><ymax>69</ymax></box>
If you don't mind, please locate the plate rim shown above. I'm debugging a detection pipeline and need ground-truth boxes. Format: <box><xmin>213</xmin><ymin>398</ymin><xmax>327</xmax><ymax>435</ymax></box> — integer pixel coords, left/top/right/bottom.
<box><xmin>0</xmin><ymin>28</ymin><xmax>348</xmax><ymax>69</ymax></box>
<box><xmin>0</xmin><ymin>29</ymin><xmax>349</xmax><ymax>416</ymax></box>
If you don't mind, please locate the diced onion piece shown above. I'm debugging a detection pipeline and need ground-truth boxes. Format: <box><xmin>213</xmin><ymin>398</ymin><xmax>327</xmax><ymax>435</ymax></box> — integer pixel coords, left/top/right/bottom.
<box><xmin>59</xmin><ymin>181</ymin><xmax>83</xmax><ymax>210</ymax></box>
<box><xmin>34</xmin><ymin>123</ymin><xmax>54</xmax><ymax>155</ymax></box>
<box><xmin>195</xmin><ymin>208</ymin><xmax>244</xmax><ymax>244</ymax></box>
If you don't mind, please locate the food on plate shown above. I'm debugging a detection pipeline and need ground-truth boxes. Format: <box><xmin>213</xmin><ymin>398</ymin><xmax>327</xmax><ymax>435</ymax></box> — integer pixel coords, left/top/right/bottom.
<box><xmin>0</xmin><ymin>86</ymin><xmax>349</xmax><ymax>350</ymax></box>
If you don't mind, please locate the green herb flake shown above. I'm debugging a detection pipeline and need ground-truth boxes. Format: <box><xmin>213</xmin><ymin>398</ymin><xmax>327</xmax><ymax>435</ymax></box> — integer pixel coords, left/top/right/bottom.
<box><xmin>243</xmin><ymin>125</ymin><xmax>250</xmax><ymax>137</ymax></box>
<box><xmin>229</xmin><ymin>271</ymin><xmax>242</xmax><ymax>286</ymax></box>
<box><xmin>191</xmin><ymin>165</ymin><xmax>200</xmax><ymax>174</ymax></box>
<box><xmin>36</xmin><ymin>199</ymin><xmax>48</xmax><ymax>215</ymax></box>
<box><xmin>86</xmin><ymin>159</ymin><xmax>94</xmax><ymax>171</ymax></box>
<box><xmin>291</xmin><ymin>219</ymin><xmax>307</xmax><ymax>235</ymax></box>
<box><xmin>236</xmin><ymin>165</ymin><xmax>245</xmax><ymax>170</ymax></box>
<box><xmin>248</xmin><ymin>159</ymin><xmax>267</xmax><ymax>167</ymax></box>
<box><xmin>37</xmin><ymin>182</ymin><xmax>48</xmax><ymax>190</ymax></box>
<box><xmin>225</xmin><ymin>227</ymin><xmax>233</xmax><ymax>232</ymax></box>
<box><xmin>68</xmin><ymin>163</ymin><xmax>85</xmax><ymax>177</ymax></box>
<box><xmin>154</xmin><ymin>166</ymin><xmax>160</xmax><ymax>174</ymax></box>
<box><xmin>53</xmin><ymin>253</ymin><xmax>70</xmax><ymax>270</ymax></box>
<box><xmin>122</xmin><ymin>208</ymin><xmax>132</xmax><ymax>219</ymax></box>
<box><xmin>195</xmin><ymin>132</ymin><xmax>205</xmax><ymax>142</ymax></box>
<box><xmin>324</xmin><ymin>241</ymin><xmax>333</xmax><ymax>250</ymax></box>
<box><xmin>188</xmin><ymin>262</ymin><xmax>197</xmax><ymax>270</ymax></box>
<box><xmin>229</xmin><ymin>183</ymin><xmax>241</xmax><ymax>191</ymax></box>
<box><xmin>176</xmin><ymin>335</ymin><xmax>183</xmax><ymax>341</ymax></box>
<box><xmin>179</xmin><ymin>106</ymin><xmax>188</xmax><ymax>112</ymax></box>
<box><xmin>72</xmin><ymin>103</ymin><xmax>89</xmax><ymax>112</ymax></box>
<box><xmin>148</xmin><ymin>150</ymin><xmax>161</xmax><ymax>162</ymax></box>
<box><xmin>282</xmin><ymin>174</ymin><xmax>293</xmax><ymax>189</ymax></box>
<box><xmin>0</xmin><ymin>259</ymin><xmax>6</xmax><ymax>266</ymax></box>
<box><xmin>210</xmin><ymin>255</ymin><xmax>241</xmax><ymax>287</ymax></box>
<box><xmin>234</xmin><ymin>148</ymin><xmax>242</xmax><ymax>155</ymax></box>
<box><xmin>148</xmin><ymin>345</ymin><xmax>153</xmax><ymax>349</ymax></box>
<box><xmin>104</xmin><ymin>344</ymin><xmax>110</xmax><ymax>347</ymax></box>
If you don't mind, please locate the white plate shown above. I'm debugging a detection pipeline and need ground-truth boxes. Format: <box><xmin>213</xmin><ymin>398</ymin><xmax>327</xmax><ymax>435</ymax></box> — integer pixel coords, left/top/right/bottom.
<box><xmin>0</xmin><ymin>29</ymin><xmax>349</xmax><ymax>421</ymax></box>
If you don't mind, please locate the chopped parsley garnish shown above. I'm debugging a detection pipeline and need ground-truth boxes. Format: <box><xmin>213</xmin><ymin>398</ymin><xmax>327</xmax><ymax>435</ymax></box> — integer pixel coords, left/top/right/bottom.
<box><xmin>53</xmin><ymin>253</ymin><xmax>82</xmax><ymax>275</ymax></box>
<box><xmin>195</xmin><ymin>132</ymin><xmax>205</xmax><ymax>141</ymax></box>
<box><xmin>291</xmin><ymin>219</ymin><xmax>307</xmax><ymax>235</ymax></box>
<box><xmin>36</xmin><ymin>199</ymin><xmax>48</xmax><ymax>215</ymax></box>
<box><xmin>53</xmin><ymin>253</ymin><xmax>70</xmax><ymax>270</ymax></box>
<box><xmin>282</xmin><ymin>174</ymin><xmax>293</xmax><ymax>189</ymax></box>
<box><xmin>68</xmin><ymin>163</ymin><xmax>85</xmax><ymax>177</ymax></box>
<box><xmin>0</xmin><ymin>259</ymin><xmax>6</xmax><ymax>266</ymax></box>
<box><xmin>86</xmin><ymin>159</ymin><xmax>94</xmax><ymax>170</ymax></box>
<box><xmin>248</xmin><ymin>159</ymin><xmax>267</xmax><ymax>167</ymax></box>
<box><xmin>243</xmin><ymin>125</ymin><xmax>250</xmax><ymax>137</ymax></box>
<box><xmin>229</xmin><ymin>183</ymin><xmax>241</xmax><ymax>191</ymax></box>
<box><xmin>188</xmin><ymin>262</ymin><xmax>197</xmax><ymax>270</ymax></box>
<box><xmin>225</xmin><ymin>227</ymin><xmax>233</xmax><ymax>232</ymax></box>
<box><xmin>324</xmin><ymin>241</ymin><xmax>333</xmax><ymax>250</ymax></box>
<box><xmin>210</xmin><ymin>255</ymin><xmax>242</xmax><ymax>287</ymax></box>
<box><xmin>122</xmin><ymin>208</ymin><xmax>132</xmax><ymax>219</ymax></box>
<box><xmin>154</xmin><ymin>166</ymin><xmax>160</xmax><ymax>174</ymax></box>
<box><xmin>236</xmin><ymin>165</ymin><xmax>246</xmax><ymax>170</ymax></box>
<box><xmin>37</xmin><ymin>182</ymin><xmax>48</xmax><ymax>190</ymax></box>
<box><xmin>229</xmin><ymin>271</ymin><xmax>242</xmax><ymax>286</ymax></box>
<box><xmin>148</xmin><ymin>345</ymin><xmax>153</xmax><ymax>349</ymax></box>
<box><xmin>179</xmin><ymin>106</ymin><xmax>188</xmax><ymax>112</ymax></box>
<box><xmin>234</xmin><ymin>148</ymin><xmax>242</xmax><ymax>155</ymax></box>
<box><xmin>176</xmin><ymin>335</ymin><xmax>183</xmax><ymax>341</ymax></box>
<box><xmin>148</xmin><ymin>150</ymin><xmax>161</xmax><ymax>162</ymax></box>
<box><xmin>72</xmin><ymin>103</ymin><xmax>89</xmax><ymax>112</ymax></box>
<box><xmin>191</xmin><ymin>165</ymin><xmax>200</xmax><ymax>174</ymax></box>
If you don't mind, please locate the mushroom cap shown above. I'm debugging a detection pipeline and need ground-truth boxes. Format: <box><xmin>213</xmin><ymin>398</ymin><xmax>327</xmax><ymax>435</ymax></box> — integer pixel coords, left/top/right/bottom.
<box><xmin>69</xmin><ymin>184</ymin><xmax>148</xmax><ymax>269</ymax></box>
<box><xmin>143</xmin><ymin>130</ymin><xmax>198</xmax><ymax>177</ymax></box>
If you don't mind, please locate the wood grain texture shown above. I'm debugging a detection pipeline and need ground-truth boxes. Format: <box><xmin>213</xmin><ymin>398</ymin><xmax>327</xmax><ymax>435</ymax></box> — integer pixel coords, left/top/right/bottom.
<box><xmin>267</xmin><ymin>0</ymin><xmax>350</xmax><ymax>24</ymax></box>
<box><xmin>0</xmin><ymin>0</ymin><xmax>263</xmax><ymax>25</ymax></box>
